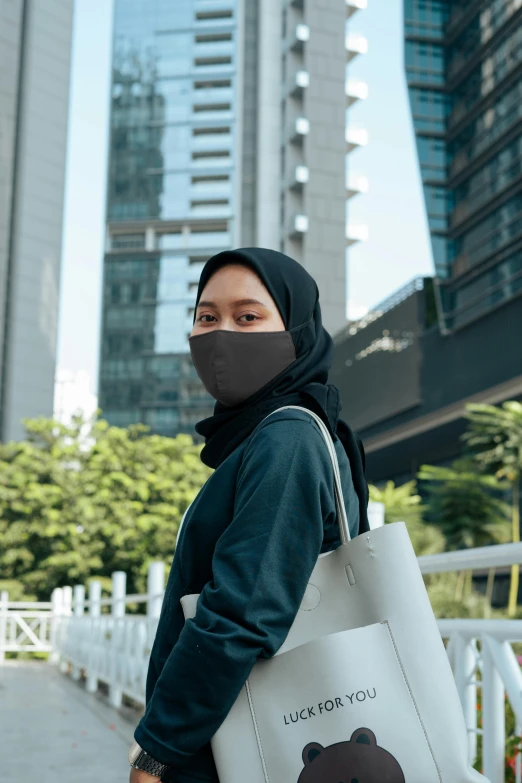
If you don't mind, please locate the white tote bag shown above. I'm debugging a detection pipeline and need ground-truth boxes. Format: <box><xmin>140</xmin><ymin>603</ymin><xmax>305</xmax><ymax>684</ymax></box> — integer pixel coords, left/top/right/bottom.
<box><xmin>181</xmin><ymin>406</ymin><xmax>487</xmax><ymax>783</ymax></box>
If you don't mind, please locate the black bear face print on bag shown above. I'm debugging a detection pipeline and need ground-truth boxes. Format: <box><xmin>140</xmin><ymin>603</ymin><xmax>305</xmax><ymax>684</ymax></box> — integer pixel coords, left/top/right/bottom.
<box><xmin>297</xmin><ymin>727</ymin><xmax>405</xmax><ymax>783</ymax></box>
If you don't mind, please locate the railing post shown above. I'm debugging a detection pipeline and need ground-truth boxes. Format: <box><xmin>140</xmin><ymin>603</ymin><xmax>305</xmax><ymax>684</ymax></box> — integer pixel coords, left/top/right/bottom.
<box><xmin>109</xmin><ymin>571</ymin><xmax>126</xmax><ymax>708</ymax></box>
<box><xmin>71</xmin><ymin>585</ymin><xmax>85</xmax><ymax>681</ymax></box>
<box><xmin>86</xmin><ymin>580</ymin><xmax>101</xmax><ymax>693</ymax></box>
<box><xmin>453</xmin><ymin>634</ymin><xmax>477</xmax><ymax>764</ymax></box>
<box><xmin>482</xmin><ymin>636</ymin><xmax>506</xmax><ymax>783</ymax></box>
<box><xmin>59</xmin><ymin>586</ymin><xmax>73</xmax><ymax>673</ymax></box>
<box><xmin>49</xmin><ymin>588</ymin><xmax>63</xmax><ymax>665</ymax></box>
<box><xmin>515</xmin><ymin>721</ymin><xmax>522</xmax><ymax>783</ymax></box>
<box><xmin>367</xmin><ymin>501</ymin><xmax>385</xmax><ymax>529</ymax></box>
<box><xmin>62</xmin><ymin>585</ymin><xmax>73</xmax><ymax>615</ymax></box>
<box><xmin>0</xmin><ymin>590</ymin><xmax>8</xmax><ymax>664</ymax></box>
<box><xmin>147</xmin><ymin>561</ymin><xmax>165</xmax><ymax>652</ymax></box>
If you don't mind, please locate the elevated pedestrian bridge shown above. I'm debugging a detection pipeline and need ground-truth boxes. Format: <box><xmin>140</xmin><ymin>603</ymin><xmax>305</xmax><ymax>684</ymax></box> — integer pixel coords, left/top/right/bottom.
<box><xmin>2</xmin><ymin>544</ymin><xmax>522</xmax><ymax>783</ymax></box>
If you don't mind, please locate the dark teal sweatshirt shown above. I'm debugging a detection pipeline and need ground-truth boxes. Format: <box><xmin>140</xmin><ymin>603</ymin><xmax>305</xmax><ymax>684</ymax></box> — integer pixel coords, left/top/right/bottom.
<box><xmin>134</xmin><ymin>408</ymin><xmax>361</xmax><ymax>782</ymax></box>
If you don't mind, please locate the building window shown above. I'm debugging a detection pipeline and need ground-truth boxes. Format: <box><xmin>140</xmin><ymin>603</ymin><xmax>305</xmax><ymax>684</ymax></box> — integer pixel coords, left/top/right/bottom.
<box><xmin>111</xmin><ymin>233</ymin><xmax>146</xmax><ymax>250</ymax></box>
<box><xmin>195</xmin><ymin>33</ymin><xmax>233</xmax><ymax>44</ymax></box>
<box><xmin>194</xmin><ymin>56</ymin><xmax>232</xmax><ymax>67</ymax></box>
<box><xmin>130</xmin><ymin>283</ymin><xmax>141</xmax><ymax>303</ymax></box>
<box><xmin>195</xmin><ymin>9</ymin><xmax>234</xmax><ymax>21</ymax></box>
<box><xmin>110</xmin><ymin>284</ymin><xmax>121</xmax><ymax>304</ymax></box>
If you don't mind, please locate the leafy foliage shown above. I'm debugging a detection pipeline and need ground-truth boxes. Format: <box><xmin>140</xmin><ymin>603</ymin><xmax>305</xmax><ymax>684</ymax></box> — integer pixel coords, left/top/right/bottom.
<box><xmin>0</xmin><ymin>413</ymin><xmax>212</xmax><ymax>600</ymax></box>
<box><xmin>418</xmin><ymin>459</ymin><xmax>511</xmax><ymax>550</ymax></box>
<box><xmin>463</xmin><ymin>401</ymin><xmax>522</xmax><ymax>485</ymax></box>
<box><xmin>462</xmin><ymin>401</ymin><xmax>522</xmax><ymax>616</ymax></box>
<box><xmin>369</xmin><ymin>479</ymin><xmax>444</xmax><ymax>557</ymax></box>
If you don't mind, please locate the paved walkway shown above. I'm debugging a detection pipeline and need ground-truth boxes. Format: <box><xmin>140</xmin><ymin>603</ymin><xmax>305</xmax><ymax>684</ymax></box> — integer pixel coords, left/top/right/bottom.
<box><xmin>0</xmin><ymin>662</ymin><xmax>140</xmax><ymax>782</ymax></box>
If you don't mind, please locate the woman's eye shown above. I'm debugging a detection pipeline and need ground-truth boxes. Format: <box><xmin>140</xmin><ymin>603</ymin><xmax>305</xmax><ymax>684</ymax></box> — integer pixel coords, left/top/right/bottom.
<box><xmin>238</xmin><ymin>313</ymin><xmax>259</xmax><ymax>323</ymax></box>
<box><xmin>198</xmin><ymin>314</ymin><xmax>217</xmax><ymax>323</ymax></box>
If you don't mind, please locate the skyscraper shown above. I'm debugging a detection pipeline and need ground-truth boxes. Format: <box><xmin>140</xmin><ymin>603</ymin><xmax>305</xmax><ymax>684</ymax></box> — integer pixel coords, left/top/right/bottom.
<box><xmin>100</xmin><ymin>0</ymin><xmax>366</xmax><ymax>436</ymax></box>
<box><xmin>0</xmin><ymin>0</ymin><xmax>73</xmax><ymax>442</ymax></box>
<box><xmin>405</xmin><ymin>0</ymin><xmax>522</xmax><ymax>331</ymax></box>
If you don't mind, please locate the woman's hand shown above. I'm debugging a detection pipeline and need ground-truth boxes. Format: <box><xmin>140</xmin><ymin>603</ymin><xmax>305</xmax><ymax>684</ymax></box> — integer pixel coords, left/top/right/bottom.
<box><xmin>129</xmin><ymin>767</ymin><xmax>162</xmax><ymax>783</ymax></box>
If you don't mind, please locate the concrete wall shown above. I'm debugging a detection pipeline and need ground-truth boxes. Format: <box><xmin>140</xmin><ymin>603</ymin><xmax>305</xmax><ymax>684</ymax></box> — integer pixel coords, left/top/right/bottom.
<box><xmin>0</xmin><ymin>0</ymin><xmax>24</xmax><ymax>377</ymax></box>
<box><xmin>303</xmin><ymin>0</ymin><xmax>347</xmax><ymax>337</ymax></box>
<box><xmin>255</xmin><ymin>0</ymin><xmax>282</xmax><ymax>250</ymax></box>
<box><xmin>1</xmin><ymin>0</ymin><xmax>73</xmax><ymax>441</ymax></box>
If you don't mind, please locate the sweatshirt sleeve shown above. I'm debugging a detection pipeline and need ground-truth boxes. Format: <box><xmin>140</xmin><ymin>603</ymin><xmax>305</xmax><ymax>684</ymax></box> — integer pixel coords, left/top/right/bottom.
<box><xmin>134</xmin><ymin>416</ymin><xmax>334</xmax><ymax>768</ymax></box>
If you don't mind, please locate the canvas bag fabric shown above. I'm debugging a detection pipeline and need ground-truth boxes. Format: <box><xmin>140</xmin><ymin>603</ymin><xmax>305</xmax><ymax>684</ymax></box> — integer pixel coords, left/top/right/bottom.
<box><xmin>181</xmin><ymin>406</ymin><xmax>488</xmax><ymax>783</ymax></box>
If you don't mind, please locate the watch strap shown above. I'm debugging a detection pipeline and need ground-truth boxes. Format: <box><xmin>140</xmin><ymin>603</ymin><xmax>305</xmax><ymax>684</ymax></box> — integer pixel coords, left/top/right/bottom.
<box><xmin>131</xmin><ymin>749</ymin><xmax>169</xmax><ymax>777</ymax></box>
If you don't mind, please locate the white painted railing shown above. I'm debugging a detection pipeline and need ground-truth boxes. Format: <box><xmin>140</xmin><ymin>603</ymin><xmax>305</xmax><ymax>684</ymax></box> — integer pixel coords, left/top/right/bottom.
<box><xmin>4</xmin><ymin>543</ymin><xmax>522</xmax><ymax>782</ymax></box>
<box><xmin>52</xmin><ymin>562</ymin><xmax>165</xmax><ymax>707</ymax></box>
<box><xmin>0</xmin><ymin>590</ymin><xmax>54</xmax><ymax>660</ymax></box>
<box><xmin>418</xmin><ymin>544</ymin><xmax>522</xmax><ymax>783</ymax></box>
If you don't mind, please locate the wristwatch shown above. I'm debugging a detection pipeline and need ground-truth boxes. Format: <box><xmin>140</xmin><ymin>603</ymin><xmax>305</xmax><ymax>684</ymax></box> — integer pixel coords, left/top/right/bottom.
<box><xmin>129</xmin><ymin>739</ymin><xmax>170</xmax><ymax>777</ymax></box>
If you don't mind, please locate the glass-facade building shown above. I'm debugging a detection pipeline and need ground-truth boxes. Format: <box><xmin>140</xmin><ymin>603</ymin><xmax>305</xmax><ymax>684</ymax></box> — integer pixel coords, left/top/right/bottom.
<box><xmin>100</xmin><ymin>1</ymin><xmax>239</xmax><ymax>434</ymax></box>
<box><xmin>100</xmin><ymin>0</ymin><xmax>361</xmax><ymax>436</ymax></box>
<box><xmin>405</xmin><ymin>0</ymin><xmax>522</xmax><ymax>330</ymax></box>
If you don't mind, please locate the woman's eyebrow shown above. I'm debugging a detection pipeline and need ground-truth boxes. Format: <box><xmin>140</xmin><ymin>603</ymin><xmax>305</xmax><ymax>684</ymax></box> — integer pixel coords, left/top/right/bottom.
<box><xmin>197</xmin><ymin>298</ymin><xmax>268</xmax><ymax>308</ymax></box>
<box><xmin>231</xmin><ymin>298</ymin><xmax>267</xmax><ymax>307</ymax></box>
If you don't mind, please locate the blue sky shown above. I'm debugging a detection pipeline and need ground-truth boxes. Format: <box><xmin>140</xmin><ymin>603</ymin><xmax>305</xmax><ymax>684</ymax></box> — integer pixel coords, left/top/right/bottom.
<box><xmin>57</xmin><ymin>0</ymin><xmax>433</xmax><ymax>394</ymax></box>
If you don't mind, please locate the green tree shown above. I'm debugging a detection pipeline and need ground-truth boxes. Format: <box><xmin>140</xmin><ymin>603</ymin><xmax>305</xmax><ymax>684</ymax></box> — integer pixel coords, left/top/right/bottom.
<box><xmin>419</xmin><ymin>459</ymin><xmax>511</xmax><ymax>615</ymax></box>
<box><xmin>463</xmin><ymin>401</ymin><xmax>522</xmax><ymax>617</ymax></box>
<box><xmin>418</xmin><ymin>460</ymin><xmax>511</xmax><ymax>550</ymax></box>
<box><xmin>369</xmin><ymin>479</ymin><xmax>444</xmax><ymax>556</ymax></box>
<box><xmin>0</xmin><ymin>413</ymin><xmax>212</xmax><ymax>600</ymax></box>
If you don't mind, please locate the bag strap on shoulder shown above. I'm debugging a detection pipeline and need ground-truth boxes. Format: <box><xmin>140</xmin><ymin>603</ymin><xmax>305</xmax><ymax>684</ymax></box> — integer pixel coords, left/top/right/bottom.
<box><xmin>262</xmin><ymin>405</ymin><xmax>351</xmax><ymax>544</ymax></box>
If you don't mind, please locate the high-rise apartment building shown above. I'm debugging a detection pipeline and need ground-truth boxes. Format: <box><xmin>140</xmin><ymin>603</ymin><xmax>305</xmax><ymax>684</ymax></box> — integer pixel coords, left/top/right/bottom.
<box><xmin>0</xmin><ymin>0</ymin><xmax>73</xmax><ymax>442</ymax></box>
<box><xmin>100</xmin><ymin>0</ymin><xmax>367</xmax><ymax>436</ymax></box>
<box><xmin>405</xmin><ymin>0</ymin><xmax>522</xmax><ymax>331</ymax></box>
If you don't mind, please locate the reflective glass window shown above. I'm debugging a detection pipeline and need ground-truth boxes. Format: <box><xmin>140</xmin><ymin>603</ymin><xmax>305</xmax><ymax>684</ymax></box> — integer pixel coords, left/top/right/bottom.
<box><xmin>153</xmin><ymin>302</ymin><xmax>188</xmax><ymax>353</ymax></box>
<box><xmin>105</xmin><ymin>259</ymin><xmax>149</xmax><ymax>279</ymax></box>
<box><xmin>103</xmin><ymin>409</ymin><xmax>143</xmax><ymax>427</ymax></box>
<box><xmin>187</xmin><ymin>230</ymin><xmax>231</xmax><ymax>248</ymax></box>
<box><xmin>156</xmin><ymin>33</ymin><xmax>193</xmax><ymax>78</ymax></box>
<box><xmin>101</xmin><ymin>358</ymin><xmax>144</xmax><ymax>379</ymax></box>
<box><xmin>157</xmin><ymin>232</ymin><xmax>185</xmax><ymax>250</ymax></box>
<box><xmin>112</xmin><ymin>233</ymin><xmax>146</xmax><ymax>249</ymax></box>
<box><xmin>144</xmin><ymin>408</ymin><xmax>180</xmax><ymax>430</ymax></box>
<box><xmin>157</xmin><ymin>256</ymin><xmax>190</xmax><ymax>300</ymax></box>
<box><xmin>153</xmin><ymin>80</ymin><xmax>192</xmax><ymax>123</ymax></box>
<box><xmin>453</xmin><ymin>134</ymin><xmax>522</xmax><ymax>218</ymax></box>
<box><xmin>155</xmin><ymin>172</ymin><xmax>191</xmax><ymax>218</ymax></box>
<box><xmin>105</xmin><ymin>306</ymin><xmax>145</xmax><ymax>329</ymax></box>
<box><xmin>156</xmin><ymin>125</ymin><xmax>192</xmax><ymax>170</ymax></box>
<box><xmin>147</xmin><ymin>355</ymin><xmax>182</xmax><ymax>379</ymax></box>
<box><xmin>453</xmin><ymin>194</ymin><xmax>522</xmax><ymax>270</ymax></box>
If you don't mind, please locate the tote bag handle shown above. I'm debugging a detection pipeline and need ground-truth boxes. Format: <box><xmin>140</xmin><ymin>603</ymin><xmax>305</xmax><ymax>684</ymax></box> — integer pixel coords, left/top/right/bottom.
<box><xmin>263</xmin><ymin>405</ymin><xmax>351</xmax><ymax>544</ymax></box>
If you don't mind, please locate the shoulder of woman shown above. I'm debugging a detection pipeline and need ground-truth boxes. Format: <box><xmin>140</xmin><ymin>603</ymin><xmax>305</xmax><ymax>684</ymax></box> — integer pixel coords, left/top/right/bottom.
<box><xmin>244</xmin><ymin>407</ymin><xmax>327</xmax><ymax>455</ymax></box>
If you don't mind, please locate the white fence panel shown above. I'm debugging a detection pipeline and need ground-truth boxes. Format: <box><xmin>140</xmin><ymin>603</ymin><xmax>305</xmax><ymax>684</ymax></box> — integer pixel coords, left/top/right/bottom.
<box><xmin>4</xmin><ymin>542</ymin><xmax>522</xmax><ymax>782</ymax></box>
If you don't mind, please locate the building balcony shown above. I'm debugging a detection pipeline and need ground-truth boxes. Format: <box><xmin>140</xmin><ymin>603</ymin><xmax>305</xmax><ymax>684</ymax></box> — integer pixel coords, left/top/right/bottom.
<box><xmin>289</xmin><ymin>214</ymin><xmax>309</xmax><ymax>236</ymax></box>
<box><xmin>345</xmin><ymin>78</ymin><xmax>368</xmax><ymax>106</ymax></box>
<box><xmin>289</xmin><ymin>116</ymin><xmax>310</xmax><ymax>144</ymax></box>
<box><xmin>346</xmin><ymin>223</ymin><xmax>369</xmax><ymax>246</ymax></box>
<box><xmin>290</xmin><ymin>69</ymin><xmax>310</xmax><ymax>97</ymax></box>
<box><xmin>346</xmin><ymin>0</ymin><xmax>367</xmax><ymax>20</ymax></box>
<box><xmin>345</xmin><ymin>33</ymin><xmax>368</xmax><ymax>63</ymax></box>
<box><xmin>290</xmin><ymin>24</ymin><xmax>310</xmax><ymax>53</ymax></box>
<box><xmin>346</xmin><ymin>126</ymin><xmax>369</xmax><ymax>152</ymax></box>
<box><xmin>346</xmin><ymin>174</ymin><xmax>369</xmax><ymax>199</ymax></box>
<box><xmin>289</xmin><ymin>165</ymin><xmax>309</xmax><ymax>190</ymax></box>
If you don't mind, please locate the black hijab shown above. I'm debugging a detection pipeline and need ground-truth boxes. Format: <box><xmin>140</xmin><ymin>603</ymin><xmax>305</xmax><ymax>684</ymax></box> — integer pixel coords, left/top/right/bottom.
<box><xmin>193</xmin><ymin>247</ymin><xmax>369</xmax><ymax>533</ymax></box>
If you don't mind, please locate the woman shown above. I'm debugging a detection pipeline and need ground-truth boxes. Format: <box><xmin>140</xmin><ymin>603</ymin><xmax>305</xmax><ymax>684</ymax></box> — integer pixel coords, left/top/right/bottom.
<box><xmin>129</xmin><ymin>247</ymin><xmax>369</xmax><ymax>783</ymax></box>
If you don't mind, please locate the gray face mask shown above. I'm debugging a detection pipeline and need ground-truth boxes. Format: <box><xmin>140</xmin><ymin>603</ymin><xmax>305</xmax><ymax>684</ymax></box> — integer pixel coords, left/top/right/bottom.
<box><xmin>189</xmin><ymin>329</ymin><xmax>297</xmax><ymax>407</ymax></box>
